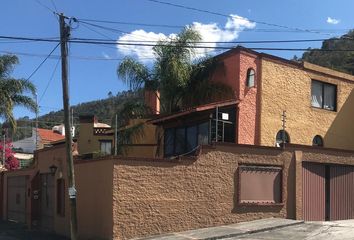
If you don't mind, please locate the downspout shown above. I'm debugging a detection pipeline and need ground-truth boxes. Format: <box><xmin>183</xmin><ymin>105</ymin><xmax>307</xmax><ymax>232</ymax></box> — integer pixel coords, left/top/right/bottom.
<box><xmin>256</xmin><ymin>56</ymin><xmax>263</xmax><ymax>145</ymax></box>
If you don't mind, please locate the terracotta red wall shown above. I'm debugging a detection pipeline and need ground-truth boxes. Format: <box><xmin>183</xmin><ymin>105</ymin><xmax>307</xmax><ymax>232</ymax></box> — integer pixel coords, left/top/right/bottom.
<box><xmin>237</xmin><ymin>52</ymin><xmax>259</xmax><ymax>145</ymax></box>
<box><xmin>211</xmin><ymin>51</ymin><xmax>259</xmax><ymax>145</ymax></box>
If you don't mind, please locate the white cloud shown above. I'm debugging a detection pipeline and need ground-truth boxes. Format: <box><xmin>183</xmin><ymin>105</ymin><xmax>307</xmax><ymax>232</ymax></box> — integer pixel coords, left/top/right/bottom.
<box><xmin>116</xmin><ymin>14</ymin><xmax>256</xmax><ymax>62</ymax></box>
<box><xmin>327</xmin><ymin>17</ymin><xmax>340</xmax><ymax>25</ymax></box>
<box><xmin>102</xmin><ymin>52</ymin><xmax>111</xmax><ymax>59</ymax></box>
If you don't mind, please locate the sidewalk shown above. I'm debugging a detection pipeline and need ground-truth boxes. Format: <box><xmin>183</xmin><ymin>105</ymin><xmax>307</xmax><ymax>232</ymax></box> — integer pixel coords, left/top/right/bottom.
<box><xmin>133</xmin><ymin>218</ymin><xmax>304</xmax><ymax>240</ymax></box>
<box><xmin>0</xmin><ymin>220</ymin><xmax>68</xmax><ymax>240</ymax></box>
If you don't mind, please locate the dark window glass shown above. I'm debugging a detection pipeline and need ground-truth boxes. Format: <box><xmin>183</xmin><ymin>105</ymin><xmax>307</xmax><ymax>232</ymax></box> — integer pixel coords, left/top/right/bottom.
<box><xmin>175</xmin><ymin>128</ymin><xmax>186</xmax><ymax>154</ymax></box>
<box><xmin>276</xmin><ymin>130</ymin><xmax>290</xmax><ymax>144</ymax></box>
<box><xmin>313</xmin><ymin>135</ymin><xmax>324</xmax><ymax>147</ymax></box>
<box><xmin>186</xmin><ymin>126</ymin><xmax>197</xmax><ymax>152</ymax></box>
<box><xmin>164</xmin><ymin>128</ymin><xmax>174</xmax><ymax>156</ymax></box>
<box><xmin>246</xmin><ymin>68</ymin><xmax>255</xmax><ymax>87</ymax></box>
<box><xmin>311</xmin><ymin>80</ymin><xmax>336</xmax><ymax>111</ymax></box>
<box><xmin>198</xmin><ymin>122</ymin><xmax>209</xmax><ymax>145</ymax></box>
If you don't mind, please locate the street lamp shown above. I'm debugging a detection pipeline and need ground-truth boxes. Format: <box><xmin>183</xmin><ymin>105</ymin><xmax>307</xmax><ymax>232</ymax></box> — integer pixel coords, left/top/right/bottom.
<box><xmin>49</xmin><ymin>164</ymin><xmax>58</xmax><ymax>176</ymax></box>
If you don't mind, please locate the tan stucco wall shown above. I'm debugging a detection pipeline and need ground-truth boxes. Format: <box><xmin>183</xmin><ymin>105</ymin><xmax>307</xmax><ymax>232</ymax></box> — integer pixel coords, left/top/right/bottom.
<box><xmin>75</xmin><ymin>159</ymin><xmax>114</xmax><ymax>240</ymax></box>
<box><xmin>78</xmin><ymin>122</ymin><xmax>114</xmax><ymax>155</ymax></box>
<box><xmin>112</xmin><ymin>145</ymin><xmax>293</xmax><ymax>240</ymax></box>
<box><xmin>2</xmin><ymin>145</ymin><xmax>114</xmax><ymax>239</ymax></box>
<box><xmin>260</xmin><ymin>59</ymin><xmax>354</xmax><ymax>150</ymax></box>
<box><xmin>121</xmin><ymin>119</ymin><xmax>159</xmax><ymax>158</ymax></box>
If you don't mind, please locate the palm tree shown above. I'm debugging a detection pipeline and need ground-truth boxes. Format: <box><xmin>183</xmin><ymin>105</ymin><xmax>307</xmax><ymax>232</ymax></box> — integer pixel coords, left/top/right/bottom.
<box><xmin>0</xmin><ymin>55</ymin><xmax>37</xmax><ymax>130</ymax></box>
<box><xmin>116</xmin><ymin>27</ymin><xmax>233</xmax><ymax>155</ymax></box>
<box><xmin>117</xmin><ymin>27</ymin><xmax>233</xmax><ymax>114</ymax></box>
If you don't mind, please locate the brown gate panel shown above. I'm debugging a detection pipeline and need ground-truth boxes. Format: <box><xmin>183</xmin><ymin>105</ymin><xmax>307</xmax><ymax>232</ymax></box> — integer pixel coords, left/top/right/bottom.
<box><xmin>302</xmin><ymin>162</ymin><xmax>326</xmax><ymax>221</ymax></box>
<box><xmin>330</xmin><ymin>165</ymin><xmax>354</xmax><ymax>220</ymax></box>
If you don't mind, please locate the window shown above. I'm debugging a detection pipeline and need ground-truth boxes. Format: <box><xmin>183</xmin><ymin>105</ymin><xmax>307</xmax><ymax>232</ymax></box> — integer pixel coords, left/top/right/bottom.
<box><xmin>198</xmin><ymin>122</ymin><xmax>209</xmax><ymax>145</ymax></box>
<box><xmin>311</xmin><ymin>80</ymin><xmax>336</xmax><ymax>111</ymax></box>
<box><xmin>313</xmin><ymin>135</ymin><xmax>324</xmax><ymax>147</ymax></box>
<box><xmin>164</xmin><ymin>128</ymin><xmax>174</xmax><ymax>156</ymax></box>
<box><xmin>57</xmin><ymin>179</ymin><xmax>65</xmax><ymax>217</ymax></box>
<box><xmin>164</xmin><ymin>122</ymin><xmax>209</xmax><ymax>157</ymax></box>
<box><xmin>238</xmin><ymin>165</ymin><xmax>282</xmax><ymax>204</ymax></box>
<box><xmin>100</xmin><ymin>140</ymin><xmax>112</xmax><ymax>155</ymax></box>
<box><xmin>276</xmin><ymin>130</ymin><xmax>290</xmax><ymax>145</ymax></box>
<box><xmin>246</xmin><ymin>68</ymin><xmax>255</xmax><ymax>87</ymax></box>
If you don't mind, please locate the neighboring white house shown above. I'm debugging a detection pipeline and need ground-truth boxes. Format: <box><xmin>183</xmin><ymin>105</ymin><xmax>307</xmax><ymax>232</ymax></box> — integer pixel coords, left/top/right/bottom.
<box><xmin>12</xmin><ymin>125</ymin><xmax>72</xmax><ymax>153</ymax></box>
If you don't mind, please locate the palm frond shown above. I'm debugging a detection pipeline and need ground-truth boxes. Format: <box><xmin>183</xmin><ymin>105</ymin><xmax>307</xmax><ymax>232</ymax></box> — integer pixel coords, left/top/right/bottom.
<box><xmin>117</xmin><ymin>57</ymin><xmax>150</xmax><ymax>91</ymax></box>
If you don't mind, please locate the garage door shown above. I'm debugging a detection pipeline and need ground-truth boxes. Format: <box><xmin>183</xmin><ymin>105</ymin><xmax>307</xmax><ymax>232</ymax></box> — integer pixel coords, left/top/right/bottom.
<box><xmin>302</xmin><ymin>162</ymin><xmax>326</xmax><ymax>221</ymax></box>
<box><xmin>7</xmin><ymin>176</ymin><xmax>28</xmax><ymax>223</ymax></box>
<box><xmin>330</xmin><ymin>165</ymin><xmax>354</xmax><ymax>220</ymax></box>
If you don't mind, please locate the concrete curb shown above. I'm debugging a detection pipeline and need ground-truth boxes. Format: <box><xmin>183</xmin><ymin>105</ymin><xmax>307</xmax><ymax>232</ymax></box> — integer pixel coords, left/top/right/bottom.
<box><xmin>203</xmin><ymin>220</ymin><xmax>305</xmax><ymax>240</ymax></box>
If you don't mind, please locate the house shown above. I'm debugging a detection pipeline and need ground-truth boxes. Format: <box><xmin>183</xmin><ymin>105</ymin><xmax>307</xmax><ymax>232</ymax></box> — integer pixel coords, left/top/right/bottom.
<box><xmin>12</xmin><ymin>127</ymin><xmax>67</xmax><ymax>154</ymax></box>
<box><xmin>143</xmin><ymin>46</ymin><xmax>354</xmax><ymax>157</ymax></box>
<box><xmin>11</xmin><ymin>127</ymin><xmax>68</xmax><ymax>168</ymax></box>
<box><xmin>2</xmin><ymin>47</ymin><xmax>354</xmax><ymax>240</ymax></box>
<box><xmin>77</xmin><ymin>115</ymin><xmax>114</xmax><ymax>156</ymax></box>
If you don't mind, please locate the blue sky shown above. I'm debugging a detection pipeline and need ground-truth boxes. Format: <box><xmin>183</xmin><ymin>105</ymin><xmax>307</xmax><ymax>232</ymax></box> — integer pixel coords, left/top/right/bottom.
<box><xmin>1</xmin><ymin>0</ymin><xmax>353</xmax><ymax>120</ymax></box>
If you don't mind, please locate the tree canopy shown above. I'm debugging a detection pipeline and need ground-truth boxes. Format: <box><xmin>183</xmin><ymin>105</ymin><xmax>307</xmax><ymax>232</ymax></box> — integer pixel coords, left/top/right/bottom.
<box><xmin>0</xmin><ymin>54</ymin><xmax>37</xmax><ymax>131</ymax></box>
<box><xmin>301</xmin><ymin>30</ymin><xmax>354</xmax><ymax>75</ymax></box>
<box><xmin>117</xmin><ymin>27</ymin><xmax>233</xmax><ymax>115</ymax></box>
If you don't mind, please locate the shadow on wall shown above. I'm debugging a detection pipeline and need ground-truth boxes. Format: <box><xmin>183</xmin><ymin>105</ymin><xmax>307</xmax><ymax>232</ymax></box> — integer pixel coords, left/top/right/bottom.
<box><xmin>324</xmin><ymin>89</ymin><xmax>354</xmax><ymax>150</ymax></box>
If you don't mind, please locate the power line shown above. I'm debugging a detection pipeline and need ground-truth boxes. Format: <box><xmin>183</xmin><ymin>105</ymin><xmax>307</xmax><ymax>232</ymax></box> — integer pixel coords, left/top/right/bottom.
<box><xmin>2</xmin><ymin>35</ymin><xmax>354</xmax><ymax>45</ymax></box>
<box><xmin>145</xmin><ymin>0</ymin><xmax>331</xmax><ymax>36</ymax></box>
<box><xmin>3</xmin><ymin>36</ymin><xmax>354</xmax><ymax>53</ymax></box>
<box><xmin>39</xmin><ymin>58</ymin><xmax>60</xmax><ymax>103</ymax></box>
<box><xmin>26</xmin><ymin>43</ymin><xmax>60</xmax><ymax>81</ymax></box>
<box><xmin>77</xmin><ymin>18</ymin><xmax>352</xmax><ymax>33</ymax></box>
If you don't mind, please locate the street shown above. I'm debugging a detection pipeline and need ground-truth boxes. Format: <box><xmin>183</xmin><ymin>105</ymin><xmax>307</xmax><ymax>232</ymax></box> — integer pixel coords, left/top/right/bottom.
<box><xmin>136</xmin><ymin>218</ymin><xmax>354</xmax><ymax>240</ymax></box>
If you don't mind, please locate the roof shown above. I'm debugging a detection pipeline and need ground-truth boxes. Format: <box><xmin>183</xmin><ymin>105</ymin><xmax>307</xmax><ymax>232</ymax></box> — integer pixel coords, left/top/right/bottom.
<box><xmin>37</xmin><ymin>128</ymin><xmax>65</xmax><ymax>143</ymax></box>
<box><xmin>218</xmin><ymin>46</ymin><xmax>354</xmax><ymax>82</ymax></box>
<box><xmin>94</xmin><ymin>122</ymin><xmax>111</xmax><ymax>128</ymax></box>
<box><xmin>148</xmin><ymin>99</ymin><xmax>239</xmax><ymax>124</ymax></box>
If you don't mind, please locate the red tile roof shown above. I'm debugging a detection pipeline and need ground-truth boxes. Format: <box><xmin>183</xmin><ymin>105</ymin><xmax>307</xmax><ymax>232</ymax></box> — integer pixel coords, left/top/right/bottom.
<box><xmin>37</xmin><ymin>128</ymin><xmax>65</xmax><ymax>143</ymax></box>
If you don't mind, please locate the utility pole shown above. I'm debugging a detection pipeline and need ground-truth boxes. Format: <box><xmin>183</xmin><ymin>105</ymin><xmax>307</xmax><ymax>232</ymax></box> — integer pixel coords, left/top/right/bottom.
<box><xmin>114</xmin><ymin>114</ymin><xmax>118</xmax><ymax>156</ymax></box>
<box><xmin>59</xmin><ymin>13</ymin><xmax>78</xmax><ymax>239</ymax></box>
<box><xmin>35</xmin><ymin>92</ymin><xmax>39</xmax><ymax>150</ymax></box>
<box><xmin>2</xmin><ymin>129</ymin><xmax>5</xmax><ymax>166</ymax></box>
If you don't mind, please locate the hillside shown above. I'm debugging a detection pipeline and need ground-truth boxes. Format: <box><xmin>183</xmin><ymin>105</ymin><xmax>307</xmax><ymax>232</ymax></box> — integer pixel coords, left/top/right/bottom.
<box><xmin>10</xmin><ymin>90</ymin><xmax>138</xmax><ymax>141</ymax></box>
<box><xmin>38</xmin><ymin>90</ymin><xmax>138</xmax><ymax>128</ymax></box>
<box><xmin>301</xmin><ymin>30</ymin><xmax>354</xmax><ymax>75</ymax></box>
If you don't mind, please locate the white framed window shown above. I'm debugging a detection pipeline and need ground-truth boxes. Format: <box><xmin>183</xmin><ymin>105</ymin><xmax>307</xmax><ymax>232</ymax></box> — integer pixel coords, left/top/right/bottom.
<box><xmin>246</xmin><ymin>68</ymin><xmax>255</xmax><ymax>87</ymax></box>
<box><xmin>100</xmin><ymin>140</ymin><xmax>112</xmax><ymax>155</ymax></box>
<box><xmin>311</xmin><ymin>80</ymin><xmax>336</xmax><ymax>111</ymax></box>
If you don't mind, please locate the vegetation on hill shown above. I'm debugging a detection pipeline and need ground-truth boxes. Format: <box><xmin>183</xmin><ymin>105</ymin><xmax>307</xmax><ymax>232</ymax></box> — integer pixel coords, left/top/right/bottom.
<box><xmin>300</xmin><ymin>30</ymin><xmax>354</xmax><ymax>75</ymax></box>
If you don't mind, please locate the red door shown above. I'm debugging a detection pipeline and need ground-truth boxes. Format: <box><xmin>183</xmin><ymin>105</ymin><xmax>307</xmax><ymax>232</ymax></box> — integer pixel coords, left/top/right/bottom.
<box><xmin>302</xmin><ymin>162</ymin><xmax>326</xmax><ymax>221</ymax></box>
<box><xmin>330</xmin><ymin>165</ymin><xmax>354</xmax><ymax>220</ymax></box>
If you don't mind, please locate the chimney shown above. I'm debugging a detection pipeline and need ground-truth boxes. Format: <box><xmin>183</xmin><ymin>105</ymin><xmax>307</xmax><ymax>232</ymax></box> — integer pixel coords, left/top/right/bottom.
<box><xmin>79</xmin><ymin>115</ymin><xmax>97</xmax><ymax>124</ymax></box>
<box><xmin>144</xmin><ymin>90</ymin><xmax>160</xmax><ymax>115</ymax></box>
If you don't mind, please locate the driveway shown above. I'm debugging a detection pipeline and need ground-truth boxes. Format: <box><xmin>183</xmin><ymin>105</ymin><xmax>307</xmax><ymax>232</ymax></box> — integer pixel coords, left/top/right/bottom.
<box><xmin>227</xmin><ymin>220</ymin><xmax>354</xmax><ymax>240</ymax></box>
<box><xmin>135</xmin><ymin>218</ymin><xmax>354</xmax><ymax>240</ymax></box>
